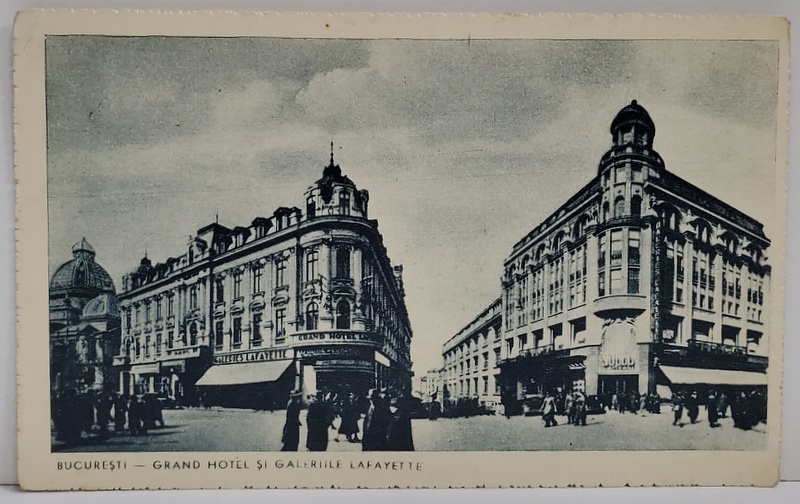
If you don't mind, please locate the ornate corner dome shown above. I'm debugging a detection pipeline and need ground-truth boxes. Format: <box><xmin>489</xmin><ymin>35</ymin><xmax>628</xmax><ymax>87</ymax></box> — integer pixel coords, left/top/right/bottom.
<box><xmin>313</xmin><ymin>142</ymin><xmax>355</xmax><ymax>188</ymax></box>
<box><xmin>50</xmin><ymin>238</ymin><xmax>116</xmax><ymax>296</ymax></box>
<box><xmin>610</xmin><ymin>99</ymin><xmax>656</xmax><ymax>147</ymax></box>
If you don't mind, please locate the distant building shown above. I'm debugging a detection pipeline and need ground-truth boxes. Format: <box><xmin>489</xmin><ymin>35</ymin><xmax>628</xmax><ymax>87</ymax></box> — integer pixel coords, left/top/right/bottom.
<box><xmin>113</xmin><ymin>152</ymin><xmax>413</xmax><ymax>408</ymax></box>
<box><xmin>497</xmin><ymin>101</ymin><xmax>770</xmax><ymax>414</ymax></box>
<box><xmin>441</xmin><ymin>298</ymin><xmax>503</xmax><ymax>411</ymax></box>
<box><xmin>49</xmin><ymin>238</ymin><xmax>121</xmax><ymax>397</ymax></box>
<box><xmin>417</xmin><ymin>367</ymin><xmax>445</xmax><ymax>403</ymax></box>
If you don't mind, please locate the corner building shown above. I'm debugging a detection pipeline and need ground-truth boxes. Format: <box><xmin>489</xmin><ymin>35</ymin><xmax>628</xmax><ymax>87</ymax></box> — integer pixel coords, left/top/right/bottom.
<box><xmin>499</xmin><ymin>101</ymin><xmax>770</xmax><ymax>413</ymax></box>
<box><xmin>114</xmin><ymin>155</ymin><xmax>413</xmax><ymax>408</ymax></box>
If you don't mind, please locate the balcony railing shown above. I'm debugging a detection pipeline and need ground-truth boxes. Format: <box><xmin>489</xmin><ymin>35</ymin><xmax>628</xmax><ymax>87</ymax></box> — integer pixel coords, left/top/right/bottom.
<box><xmin>687</xmin><ymin>339</ymin><xmax>747</xmax><ymax>357</ymax></box>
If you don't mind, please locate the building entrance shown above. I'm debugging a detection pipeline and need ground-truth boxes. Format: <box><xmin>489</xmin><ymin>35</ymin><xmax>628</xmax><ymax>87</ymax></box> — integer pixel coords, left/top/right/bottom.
<box><xmin>598</xmin><ymin>374</ymin><xmax>639</xmax><ymax>396</ymax></box>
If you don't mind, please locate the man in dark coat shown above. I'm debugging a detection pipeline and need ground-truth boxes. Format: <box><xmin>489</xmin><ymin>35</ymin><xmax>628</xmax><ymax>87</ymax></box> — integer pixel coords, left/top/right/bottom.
<box><xmin>387</xmin><ymin>391</ymin><xmax>415</xmax><ymax>451</ymax></box>
<box><xmin>337</xmin><ymin>392</ymin><xmax>361</xmax><ymax>443</ymax></box>
<box><xmin>707</xmin><ymin>390</ymin><xmax>720</xmax><ymax>428</ymax></box>
<box><xmin>685</xmin><ymin>390</ymin><xmax>700</xmax><ymax>424</ymax></box>
<box><xmin>362</xmin><ymin>389</ymin><xmax>391</xmax><ymax>451</ymax></box>
<box><xmin>306</xmin><ymin>392</ymin><xmax>333</xmax><ymax>452</ymax></box>
<box><xmin>114</xmin><ymin>393</ymin><xmax>128</xmax><ymax>432</ymax></box>
<box><xmin>281</xmin><ymin>392</ymin><xmax>303</xmax><ymax>451</ymax></box>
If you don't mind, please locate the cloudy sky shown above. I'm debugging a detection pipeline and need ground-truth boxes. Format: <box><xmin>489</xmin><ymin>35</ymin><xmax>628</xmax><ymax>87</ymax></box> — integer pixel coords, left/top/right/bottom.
<box><xmin>45</xmin><ymin>36</ymin><xmax>779</xmax><ymax>374</ymax></box>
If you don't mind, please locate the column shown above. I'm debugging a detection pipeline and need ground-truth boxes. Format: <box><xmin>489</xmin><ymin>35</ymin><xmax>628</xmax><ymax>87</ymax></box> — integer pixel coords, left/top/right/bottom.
<box><xmin>286</xmin><ymin>250</ymin><xmax>298</xmax><ymax>331</ymax></box>
<box><xmin>712</xmin><ymin>252</ymin><xmax>724</xmax><ymax>344</ymax></box>
<box><xmin>681</xmin><ymin>238</ymin><xmax>694</xmax><ymax>345</ymax></box>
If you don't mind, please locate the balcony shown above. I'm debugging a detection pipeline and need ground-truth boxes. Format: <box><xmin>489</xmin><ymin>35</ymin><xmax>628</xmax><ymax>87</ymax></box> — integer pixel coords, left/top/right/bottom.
<box><xmin>593</xmin><ymin>294</ymin><xmax>647</xmax><ymax>316</ymax></box>
<box><xmin>688</xmin><ymin>339</ymin><xmax>747</xmax><ymax>357</ymax></box>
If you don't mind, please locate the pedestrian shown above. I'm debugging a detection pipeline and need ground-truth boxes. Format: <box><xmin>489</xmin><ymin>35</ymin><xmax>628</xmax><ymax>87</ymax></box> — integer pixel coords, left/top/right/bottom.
<box><xmin>128</xmin><ymin>395</ymin><xmax>144</xmax><ymax>435</ymax></box>
<box><xmin>114</xmin><ymin>393</ymin><xmax>128</xmax><ymax>432</ymax></box>
<box><xmin>639</xmin><ymin>393</ymin><xmax>647</xmax><ymax>415</ymax></box>
<box><xmin>611</xmin><ymin>393</ymin><xmax>619</xmax><ymax>413</ymax></box>
<box><xmin>564</xmin><ymin>393</ymin><xmax>574</xmax><ymax>425</ymax></box>
<box><xmin>573</xmin><ymin>392</ymin><xmax>587</xmax><ymax>426</ymax></box>
<box><xmin>653</xmin><ymin>392</ymin><xmax>662</xmax><ymax>414</ymax></box>
<box><xmin>717</xmin><ymin>391</ymin><xmax>730</xmax><ymax>418</ymax></box>
<box><xmin>541</xmin><ymin>391</ymin><xmax>558</xmax><ymax>428</ymax></box>
<box><xmin>671</xmin><ymin>391</ymin><xmax>684</xmax><ymax>426</ymax></box>
<box><xmin>362</xmin><ymin>389</ymin><xmax>391</xmax><ymax>451</ymax></box>
<box><xmin>281</xmin><ymin>391</ymin><xmax>303</xmax><ymax>451</ymax></box>
<box><xmin>336</xmin><ymin>392</ymin><xmax>361</xmax><ymax>443</ymax></box>
<box><xmin>707</xmin><ymin>390</ymin><xmax>720</xmax><ymax>428</ymax></box>
<box><xmin>685</xmin><ymin>390</ymin><xmax>700</xmax><ymax>424</ymax></box>
<box><xmin>306</xmin><ymin>392</ymin><xmax>333</xmax><ymax>452</ymax></box>
<box><xmin>387</xmin><ymin>390</ymin><xmax>415</xmax><ymax>451</ymax></box>
<box><xmin>629</xmin><ymin>390</ymin><xmax>639</xmax><ymax>415</ymax></box>
<box><xmin>95</xmin><ymin>392</ymin><xmax>113</xmax><ymax>437</ymax></box>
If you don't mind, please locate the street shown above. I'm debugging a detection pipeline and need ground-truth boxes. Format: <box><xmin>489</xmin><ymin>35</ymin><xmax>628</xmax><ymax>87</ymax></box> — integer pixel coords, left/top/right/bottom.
<box><xmin>56</xmin><ymin>406</ymin><xmax>767</xmax><ymax>453</ymax></box>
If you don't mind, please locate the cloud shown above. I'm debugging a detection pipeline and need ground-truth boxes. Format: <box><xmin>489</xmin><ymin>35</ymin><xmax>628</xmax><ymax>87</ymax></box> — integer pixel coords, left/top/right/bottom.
<box><xmin>45</xmin><ymin>36</ymin><xmax>781</xmax><ymax>375</ymax></box>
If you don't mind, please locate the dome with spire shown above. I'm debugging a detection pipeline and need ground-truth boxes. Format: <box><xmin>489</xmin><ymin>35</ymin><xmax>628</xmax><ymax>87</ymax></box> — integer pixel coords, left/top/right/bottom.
<box><xmin>610</xmin><ymin>99</ymin><xmax>656</xmax><ymax>147</ymax></box>
<box><xmin>50</xmin><ymin>238</ymin><xmax>116</xmax><ymax>296</ymax></box>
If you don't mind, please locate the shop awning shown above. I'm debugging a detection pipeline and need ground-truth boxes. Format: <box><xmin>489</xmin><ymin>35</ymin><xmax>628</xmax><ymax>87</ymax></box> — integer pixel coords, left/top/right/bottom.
<box><xmin>659</xmin><ymin>366</ymin><xmax>767</xmax><ymax>386</ymax></box>
<box><xmin>196</xmin><ymin>360</ymin><xmax>293</xmax><ymax>386</ymax></box>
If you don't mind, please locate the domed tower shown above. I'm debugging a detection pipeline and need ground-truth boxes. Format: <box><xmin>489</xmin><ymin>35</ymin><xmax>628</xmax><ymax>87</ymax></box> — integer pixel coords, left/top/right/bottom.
<box><xmin>597</xmin><ymin>100</ymin><xmax>665</xmax><ymax>223</ymax></box>
<box><xmin>303</xmin><ymin>143</ymin><xmax>369</xmax><ymax>221</ymax></box>
<box><xmin>49</xmin><ymin>237</ymin><xmax>117</xmax><ymax>328</ymax></box>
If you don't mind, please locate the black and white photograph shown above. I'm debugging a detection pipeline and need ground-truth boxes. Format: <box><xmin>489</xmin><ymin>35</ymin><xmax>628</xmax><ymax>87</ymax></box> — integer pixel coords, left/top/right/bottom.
<box><xmin>14</xmin><ymin>10</ymin><xmax>789</xmax><ymax>490</ymax></box>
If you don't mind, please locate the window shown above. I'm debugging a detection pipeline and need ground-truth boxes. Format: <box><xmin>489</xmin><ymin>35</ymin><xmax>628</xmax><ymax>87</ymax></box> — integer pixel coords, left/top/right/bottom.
<box><xmin>167</xmin><ymin>330</ymin><xmax>174</xmax><ymax>349</ymax></box>
<box><xmin>145</xmin><ymin>336</ymin><xmax>151</xmax><ymax>358</ymax></box>
<box><xmin>167</xmin><ymin>296</ymin><xmax>174</xmax><ymax>317</ymax></box>
<box><xmin>306</xmin><ymin>302</ymin><xmax>319</xmax><ymax>330</ymax></box>
<box><xmin>233</xmin><ymin>272</ymin><xmax>242</xmax><ymax>299</ymax></box>
<box><xmin>145</xmin><ymin>302</ymin><xmax>152</xmax><ymax>322</ymax></box>
<box><xmin>628</xmin><ymin>268</ymin><xmax>640</xmax><ymax>294</ymax></box>
<box><xmin>483</xmin><ymin>376</ymin><xmax>489</xmax><ymax>394</ymax></box>
<box><xmin>189</xmin><ymin>323</ymin><xmax>198</xmax><ymax>346</ymax></box>
<box><xmin>232</xmin><ymin>318</ymin><xmax>242</xmax><ymax>348</ymax></box>
<box><xmin>275</xmin><ymin>309</ymin><xmax>286</xmax><ymax>342</ymax></box>
<box><xmin>306</xmin><ymin>197</ymin><xmax>316</xmax><ymax>219</ymax></box>
<box><xmin>336</xmin><ymin>300</ymin><xmax>351</xmax><ymax>329</ymax></box>
<box><xmin>306</xmin><ymin>249</ymin><xmax>319</xmax><ymax>281</ymax></box>
<box><xmin>252</xmin><ymin>313</ymin><xmax>262</xmax><ymax>345</ymax></box>
<box><xmin>630</xmin><ymin>195</ymin><xmax>642</xmax><ymax>217</ymax></box>
<box><xmin>215</xmin><ymin>321</ymin><xmax>224</xmax><ymax>348</ymax></box>
<box><xmin>610</xmin><ymin>230</ymin><xmax>623</xmax><ymax>266</ymax></box>
<box><xmin>135</xmin><ymin>338</ymin><xmax>141</xmax><ymax>359</ymax></box>
<box><xmin>275</xmin><ymin>258</ymin><xmax>287</xmax><ymax>287</ymax></box>
<box><xmin>336</xmin><ymin>248</ymin><xmax>350</xmax><ymax>278</ymax></box>
<box><xmin>125</xmin><ymin>310</ymin><xmax>132</xmax><ymax>332</ymax></box>
<box><xmin>339</xmin><ymin>191</ymin><xmax>350</xmax><ymax>215</ymax></box>
<box><xmin>610</xmin><ymin>268</ymin><xmax>624</xmax><ymax>295</ymax></box>
<box><xmin>214</xmin><ymin>277</ymin><xmax>224</xmax><ymax>302</ymax></box>
<box><xmin>602</xmin><ymin>202</ymin><xmax>610</xmax><ymax>222</ymax></box>
<box><xmin>252</xmin><ymin>266</ymin><xmax>262</xmax><ymax>293</ymax></box>
<box><xmin>615</xmin><ymin>197</ymin><xmax>625</xmax><ymax>218</ymax></box>
<box><xmin>189</xmin><ymin>286</ymin><xmax>198</xmax><ymax>310</ymax></box>
<box><xmin>598</xmin><ymin>271</ymin><xmax>606</xmax><ymax>297</ymax></box>
<box><xmin>156</xmin><ymin>299</ymin><xmax>162</xmax><ymax>320</ymax></box>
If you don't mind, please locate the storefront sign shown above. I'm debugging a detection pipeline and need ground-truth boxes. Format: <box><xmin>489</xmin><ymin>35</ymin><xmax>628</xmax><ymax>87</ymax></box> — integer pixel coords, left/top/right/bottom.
<box><xmin>291</xmin><ymin>331</ymin><xmax>382</xmax><ymax>346</ymax></box>
<box><xmin>600</xmin><ymin>353</ymin><xmax>637</xmax><ymax>371</ymax></box>
<box><xmin>130</xmin><ymin>362</ymin><xmax>161</xmax><ymax>375</ymax></box>
<box><xmin>213</xmin><ymin>348</ymin><xmax>291</xmax><ymax>365</ymax></box>
<box><xmin>295</xmin><ymin>346</ymin><xmax>373</xmax><ymax>360</ymax></box>
<box><xmin>167</xmin><ymin>346</ymin><xmax>201</xmax><ymax>359</ymax></box>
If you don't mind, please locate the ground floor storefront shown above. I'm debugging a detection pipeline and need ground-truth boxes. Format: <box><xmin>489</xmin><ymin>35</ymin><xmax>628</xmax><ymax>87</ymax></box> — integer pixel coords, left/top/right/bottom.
<box><xmin>191</xmin><ymin>344</ymin><xmax>411</xmax><ymax>409</ymax></box>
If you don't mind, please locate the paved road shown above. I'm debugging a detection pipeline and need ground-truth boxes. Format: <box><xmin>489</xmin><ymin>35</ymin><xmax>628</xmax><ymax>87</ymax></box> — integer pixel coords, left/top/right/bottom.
<box><xmin>57</xmin><ymin>407</ymin><xmax>767</xmax><ymax>453</ymax></box>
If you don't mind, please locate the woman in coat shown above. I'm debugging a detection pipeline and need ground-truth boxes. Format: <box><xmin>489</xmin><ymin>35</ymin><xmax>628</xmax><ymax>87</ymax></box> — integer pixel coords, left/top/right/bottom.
<box><xmin>281</xmin><ymin>392</ymin><xmax>302</xmax><ymax>451</ymax></box>
<box><xmin>362</xmin><ymin>389</ymin><xmax>391</xmax><ymax>451</ymax></box>
<box><xmin>305</xmin><ymin>392</ymin><xmax>333</xmax><ymax>452</ymax></box>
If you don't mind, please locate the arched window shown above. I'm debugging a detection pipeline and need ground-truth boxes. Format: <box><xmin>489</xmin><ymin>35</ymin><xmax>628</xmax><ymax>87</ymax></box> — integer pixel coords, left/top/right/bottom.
<box><xmin>189</xmin><ymin>323</ymin><xmax>198</xmax><ymax>346</ymax></box>
<box><xmin>336</xmin><ymin>248</ymin><xmax>350</xmax><ymax>279</ymax></box>
<box><xmin>339</xmin><ymin>191</ymin><xmax>351</xmax><ymax>215</ymax></box>
<box><xmin>306</xmin><ymin>302</ymin><xmax>319</xmax><ymax>330</ymax></box>
<box><xmin>630</xmin><ymin>195</ymin><xmax>642</xmax><ymax>217</ymax></box>
<box><xmin>615</xmin><ymin>196</ymin><xmax>625</xmax><ymax>218</ymax></box>
<box><xmin>602</xmin><ymin>202</ymin><xmax>610</xmax><ymax>222</ymax></box>
<box><xmin>573</xmin><ymin>217</ymin><xmax>587</xmax><ymax>240</ymax></box>
<box><xmin>336</xmin><ymin>300</ymin><xmax>350</xmax><ymax>329</ymax></box>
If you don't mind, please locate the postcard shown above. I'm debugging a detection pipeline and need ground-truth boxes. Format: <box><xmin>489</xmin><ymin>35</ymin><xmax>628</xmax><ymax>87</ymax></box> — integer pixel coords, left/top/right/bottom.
<box><xmin>14</xmin><ymin>9</ymin><xmax>789</xmax><ymax>489</ymax></box>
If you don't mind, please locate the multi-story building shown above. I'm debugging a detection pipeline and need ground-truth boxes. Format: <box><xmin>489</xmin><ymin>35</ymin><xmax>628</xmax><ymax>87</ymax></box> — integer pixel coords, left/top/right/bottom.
<box><xmin>49</xmin><ymin>238</ymin><xmax>121</xmax><ymax>397</ymax></box>
<box><xmin>417</xmin><ymin>367</ymin><xmax>445</xmax><ymax>403</ymax></box>
<box><xmin>441</xmin><ymin>297</ymin><xmax>503</xmax><ymax>411</ymax></box>
<box><xmin>113</xmin><ymin>153</ymin><xmax>413</xmax><ymax>409</ymax></box>
<box><xmin>498</xmin><ymin>101</ymin><xmax>770</xmax><ymax>414</ymax></box>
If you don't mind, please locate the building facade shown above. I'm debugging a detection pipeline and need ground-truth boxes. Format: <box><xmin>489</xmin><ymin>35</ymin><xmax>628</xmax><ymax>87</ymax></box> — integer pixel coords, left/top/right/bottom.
<box><xmin>113</xmin><ymin>154</ymin><xmax>413</xmax><ymax>408</ymax></box>
<box><xmin>50</xmin><ymin>238</ymin><xmax>121</xmax><ymax>397</ymax></box>
<box><xmin>417</xmin><ymin>367</ymin><xmax>445</xmax><ymax>403</ymax></box>
<box><xmin>497</xmin><ymin>101</ymin><xmax>770</xmax><ymax>414</ymax></box>
<box><xmin>441</xmin><ymin>297</ymin><xmax>503</xmax><ymax>411</ymax></box>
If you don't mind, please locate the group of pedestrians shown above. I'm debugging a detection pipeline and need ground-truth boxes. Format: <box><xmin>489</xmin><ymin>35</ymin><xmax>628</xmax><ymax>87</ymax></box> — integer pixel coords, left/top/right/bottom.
<box><xmin>281</xmin><ymin>388</ymin><xmax>414</xmax><ymax>452</ymax></box>
<box><xmin>52</xmin><ymin>389</ymin><xmax>166</xmax><ymax>444</ymax></box>
<box><xmin>670</xmin><ymin>388</ymin><xmax>765</xmax><ymax>430</ymax></box>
